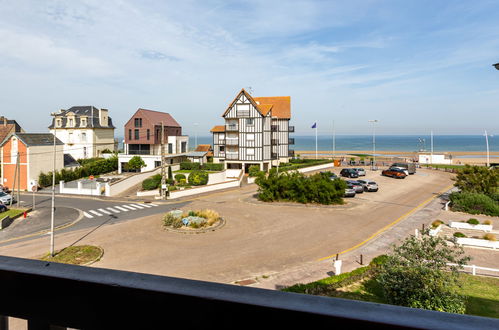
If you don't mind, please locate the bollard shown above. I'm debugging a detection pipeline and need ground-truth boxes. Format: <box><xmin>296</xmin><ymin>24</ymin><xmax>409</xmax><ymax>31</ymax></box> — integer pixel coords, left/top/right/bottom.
<box><xmin>422</xmin><ymin>224</ymin><xmax>425</xmax><ymax>232</ymax></box>
<box><xmin>23</xmin><ymin>211</ymin><xmax>27</xmax><ymax>219</ymax></box>
<box><xmin>335</xmin><ymin>254</ymin><xmax>339</xmax><ymax>261</ymax></box>
<box><xmin>333</xmin><ymin>260</ymin><xmax>342</xmax><ymax>275</ymax></box>
<box><xmin>360</xmin><ymin>254</ymin><xmax>363</xmax><ymax>265</ymax></box>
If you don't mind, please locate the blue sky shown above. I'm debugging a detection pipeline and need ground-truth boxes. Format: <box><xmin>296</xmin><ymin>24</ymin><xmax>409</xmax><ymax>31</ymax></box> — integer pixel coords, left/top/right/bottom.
<box><xmin>1</xmin><ymin>0</ymin><xmax>498</xmax><ymax>136</ymax></box>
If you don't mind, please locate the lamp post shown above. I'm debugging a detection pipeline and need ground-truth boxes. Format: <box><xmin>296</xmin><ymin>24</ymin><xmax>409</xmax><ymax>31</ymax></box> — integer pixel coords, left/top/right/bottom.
<box><xmin>368</xmin><ymin>120</ymin><xmax>378</xmax><ymax>170</ymax></box>
<box><xmin>194</xmin><ymin>123</ymin><xmax>199</xmax><ymax>150</ymax></box>
<box><xmin>485</xmin><ymin>130</ymin><xmax>490</xmax><ymax>167</ymax></box>
<box><xmin>493</xmin><ymin>63</ymin><xmax>499</xmax><ymax>70</ymax></box>
<box><xmin>50</xmin><ymin>112</ymin><xmax>57</xmax><ymax>256</ymax></box>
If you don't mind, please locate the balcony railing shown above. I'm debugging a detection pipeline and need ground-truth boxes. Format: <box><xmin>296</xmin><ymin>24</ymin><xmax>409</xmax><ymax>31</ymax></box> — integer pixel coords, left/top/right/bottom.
<box><xmin>271</xmin><ymin>152</ymin><xmax>278</xmax><ymax>158</ymax></box>
<box><xmin>226</xmin><ymin>124</ymin><xmax>239</xmax><ymax>131</ymax></box>
<box><xmin>217</xmin><ymin>139</ymin><xmax>225</xmax><ymax>145</ymax></box>
<box><xmin>129</xmin><ymin>150</ymin><xmax>152</xmax><ymax>155</ymax></box>
<box><xmin>226</xmin><ymin>138</ymin><xmax>239</xmax><ymax>146</ymax></box>
<box><xmin>226</xmin><ymin>152</ymin><xmax>239</xmax><ymax>160</ymax></box>
<box><xmin>237</xmin><ymin>110</ymin><xmax>250</xmax><ymax>117</ymax></box>
<box><xmin>271</xmin><ymin>139</ymin><xmax>278</xmax><ymax>145</ymax></box>
<box><xmin>288</xmin><ymin>138</ymin><xmax>295</xmax><ymax>145</ymax></box>
<box><xmin>289</xmin><ymin>126</ymin><xmax>295</xmax><ymax>133</ymax></box>
<box><xmin>271</xmin><ymin>125</ymin><xmax>278</xmax><ymax>132</ymax></box>
<box><xmin>0</xmin><ymin>255</ymin><xmax>494</xmax><ymax>329</ymax></box>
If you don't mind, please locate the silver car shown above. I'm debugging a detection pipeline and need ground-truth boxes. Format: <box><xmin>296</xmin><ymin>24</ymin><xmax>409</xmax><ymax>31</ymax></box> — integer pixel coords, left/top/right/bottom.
<box><xmin>390</xmin><ymin>166</ymin><xmax>409</xmax><ymax>176</ymax></box>
<box><xmin>0</xmin><ymin>192</ymin><xmax>15</xmax><ymax>205</ymax></box>
<box><xmin>357</xmin><ymin>180</ymin><xmax>379</xmax><ymax>192</ymax></box>
<box><xmin>354</xmin><ymin>168</ymin><xmax>366</xmax><ymax>176</ymax></box>
<box><xmin>344</xmin><ymin>184</ymin><xmax>356</xmax><ymax>197</ymax></box>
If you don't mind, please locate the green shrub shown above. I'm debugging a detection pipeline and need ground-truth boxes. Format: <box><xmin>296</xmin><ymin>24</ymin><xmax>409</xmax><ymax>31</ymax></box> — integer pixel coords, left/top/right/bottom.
<box><xmin>180</xmin><ymin>162</ymin><xmax>201</xmax><ymax>170</ymax></box>
<box><xmin>203</xmin><ymin>163</ymin><xmax>223</xmax><ymax>171</ymax></box>
<box><xmin>432</xmin><ymin>220</ymin><xmax>444</xmax><ymax>228</ymax></box>
<box><xmin>174</xmin><ymin>174</ymin><xmax>186</xmax><ymax>182</ymax></box>
<box><xmin>248</xmin><ymin>165</ymin><xmax>261</xmax><ymax>177</ymax></box>
<box><xmin>142</xmin><ymin>174</ymin><xmax>162</xmax><ymax>190</ymax></box>
<box><xmin>188</xmin><ymin>170</ymin><xmax>209</xmax><ymax>186</ymax></box>
<box><xmin>483</xmin><ymin>233</ymin><xmax>496</xmax><ymax>241</ymax></box>
<box><xmin>466</xmin><ymin>218</ymin><xmax>479</xmax><ymax>225</ymax></box>
<box><xmin>453</xmin><ymin>232</ymin><xmax>466</xmax><ymax>238</ymax></box>
<box><xmin>449</xmin><ymin>192</ymin><xmax>499</xmax><ymax>216</ymax></box>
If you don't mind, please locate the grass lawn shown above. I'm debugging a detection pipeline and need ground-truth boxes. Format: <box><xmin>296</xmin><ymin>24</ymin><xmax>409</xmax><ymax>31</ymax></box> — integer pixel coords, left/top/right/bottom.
<box><xmin>40</xmin><ymin>245</ymin><xmax>102</xmax><ymax>265</ymax></box>
<box><xmin>0</xmin><ymin>208</ymin><xmax>26</xmax><ymax>219</ymax></box>
<box><xmin>348</xmin><ymin>154</ymin><xmax>373</xmax><ymax>158</ymax></box>
<box><xmin>323</xmin><ymin>274</ymin><xmax>499</xmax><ymax>318</ymax></box>
<box><xmin>174</xmin><ymin>170</ymin><xmax>219</xmax><ymax>173</ymax></box>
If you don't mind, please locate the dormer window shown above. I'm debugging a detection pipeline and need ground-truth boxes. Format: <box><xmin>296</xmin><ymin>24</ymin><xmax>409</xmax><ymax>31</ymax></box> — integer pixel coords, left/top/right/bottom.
<box><xmin>56</xmin><ymin>119</ymin><xmax>62</xmax><ymax>127</ymax></box>
<box><xmin>81</xmin><ymin>118</ymin><xmax>87</xmax><ymax>127</ymax></box>
<box><xmin>69</xmin><ymin>118</ymin><xmax>74</xmax><ymax>127</ymax></box>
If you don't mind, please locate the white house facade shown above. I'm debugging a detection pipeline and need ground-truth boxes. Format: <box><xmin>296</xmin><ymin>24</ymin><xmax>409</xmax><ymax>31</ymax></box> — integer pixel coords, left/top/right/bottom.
<box><xmin>49</xmin><ymin>106</ymin><xmax>115</xmax><ymax>161</ymax></box>
<box><xmin>211</xmin><ymin>89</ymin><xmax>294</xmax><ymax>172</ymax></box>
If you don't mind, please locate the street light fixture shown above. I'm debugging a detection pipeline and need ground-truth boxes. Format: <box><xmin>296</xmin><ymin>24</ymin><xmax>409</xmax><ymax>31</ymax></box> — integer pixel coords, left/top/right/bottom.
<box><xmin>493</xmin><ymin>63</ymin><xmax>499</xmax><ymax>70</ymax></box>
<box><xmin>49</xmin><ymin>112</ymin><xmax>58</xmax><ymax>256</ymax></box>
<box><xmin>368</xmin><ymin>120</ymin><xmax>378</xmax><ymax>170</ymax></box>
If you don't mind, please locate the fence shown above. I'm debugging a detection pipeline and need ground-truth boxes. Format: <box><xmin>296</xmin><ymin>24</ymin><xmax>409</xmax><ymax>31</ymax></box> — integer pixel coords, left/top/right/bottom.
<box><xmin>448</xmin><ymin>263</ymin><xmax>499</xmax><ymax>277</ymax></box>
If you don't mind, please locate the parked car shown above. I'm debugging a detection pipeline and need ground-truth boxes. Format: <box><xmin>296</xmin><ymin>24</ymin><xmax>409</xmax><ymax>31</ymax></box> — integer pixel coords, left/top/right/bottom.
<box><xmin>344</xmin><ymin>184</ymin><xmax>356</xmax><ymax>197</ymax></box>
<box><xmin>0</xmin><ymin>192</ymin><xmax>15</xmax><ymax>205</ymax></box>
<box><xmin>346</xmin><ymin>180</ymin><xmax>364</xmax><ymax>193</ymax></box>
<box><xmin>391</xmin><ymin>162</ymin><xmax>416</xmax><ymax>175</ymax></box>
<box><xmin>357</xmin><ymin>180</ymin><xmax>379</xmax><ymax>192</ymax></box>
<box><xmin>389</xmin><ymin>166</ymin><xmax>409</xmax><ymax>176</ymax></box>
<box><xmin>0</xmin><ymin>202</ymin><xmax>7</xmax><ymax>213</ymax></box>
<box><xmin>353</xmin><ymin>168</ymin><xmax>366</xmax><ymax>176</ymax></box>
<box><xmin>320</xmin><ymin>171</ymin><xmax>338</xmax><ymax>180</ymax></box>
<box><xmin>340</xmin><ymin>168</ymin><xmax>359</xmax><ymax>178</ymax></box>
<box><xmin>382</xmin><ymin>168</ymin><xmax>407</xmax><ymax>179</ymax></box>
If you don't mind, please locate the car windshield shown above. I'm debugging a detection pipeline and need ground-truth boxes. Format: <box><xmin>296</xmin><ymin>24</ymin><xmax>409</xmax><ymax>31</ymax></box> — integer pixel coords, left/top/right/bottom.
<box><xmin>0</xmin><ymin>192</ymin><xmax>6</xmax><ymax>197</ymax></box>
<box><xmin>369</xmin><ymin>182</ymin><xmax>376</xmax><ymax>184</ymax></box>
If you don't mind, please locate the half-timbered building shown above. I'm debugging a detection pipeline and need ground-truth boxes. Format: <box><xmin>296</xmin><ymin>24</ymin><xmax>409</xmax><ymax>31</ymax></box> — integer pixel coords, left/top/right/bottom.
<box><xmin>211</xmin><ymin>89</ymin><xmax>294</xmax><ymax>172</ymax></box>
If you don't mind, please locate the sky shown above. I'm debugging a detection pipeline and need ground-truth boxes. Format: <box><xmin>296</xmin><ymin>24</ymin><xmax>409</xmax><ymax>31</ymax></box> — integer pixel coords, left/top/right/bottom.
<box><xmin>1</xmin><ymin>0</ymin><xmax>499</xmax><ymax>137</ymax></box>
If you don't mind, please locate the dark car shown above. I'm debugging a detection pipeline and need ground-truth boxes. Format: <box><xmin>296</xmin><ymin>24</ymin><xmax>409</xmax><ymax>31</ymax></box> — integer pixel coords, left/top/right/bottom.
<box><xmin>382</xmin><ymin>168</ymin><xmax>407</xmax><ymax>179</ymax></box>
<box><xmin>0</xmin><ymin>202</ymin><xmax>7</xmax><ymax>213</ymax></box>
<box><xmin>340</xmin><ymin>168</ymin><xmax>359</xmax><ymax>178</ymax></box>
<box><xmin>357</xmin><ymin>180</ymin><xmax>379</xmax><ymax>192</ymax></box>
<box><xmin>346</xmin><ymin>180</ymin><xmax>364</xmax><ymax>193</ymax></box>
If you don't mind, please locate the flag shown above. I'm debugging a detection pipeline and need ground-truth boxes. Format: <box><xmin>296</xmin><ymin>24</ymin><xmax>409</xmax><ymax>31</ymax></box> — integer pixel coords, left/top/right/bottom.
<box><xmin>311</xmin><ymin>122</ymin><xmax>317</xmax><ymax>129</ymax></box>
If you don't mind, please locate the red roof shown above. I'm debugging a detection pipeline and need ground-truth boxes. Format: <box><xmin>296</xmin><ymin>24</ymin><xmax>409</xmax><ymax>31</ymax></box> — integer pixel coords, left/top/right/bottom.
<box><xmin>126</xmin><ymin>108</ymin><xmax>181</xmax><ymax>127</ymax></box>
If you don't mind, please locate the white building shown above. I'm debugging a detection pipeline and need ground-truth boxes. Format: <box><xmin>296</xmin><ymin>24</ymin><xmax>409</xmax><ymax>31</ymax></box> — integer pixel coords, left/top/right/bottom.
<box><xmin>49</xmin><ymin>106</ymin><xmax>115</xmax><ymax>161</ymax></box>
<box><xmin>211</xmin><ymin>89</ymin><xmax>294</xmax><ymax>172</ymax></box>
<box><xmin>418</xmin><ymin>153</ymin><xmax>453</xmax><ymax>165</ymax></box>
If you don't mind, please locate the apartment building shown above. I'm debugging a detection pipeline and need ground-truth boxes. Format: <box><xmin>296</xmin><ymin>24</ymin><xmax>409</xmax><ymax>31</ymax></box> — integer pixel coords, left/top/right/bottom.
<box><xmin>48</xmin><ymin>106</ymin><xmax>115</xmax><ymax>160</ymax></box>
<box><xmin>211</xmin><ymin>89</ymin><xmax>294</xmax><ymax>172</ymax></box>
<box><xmin>118</xmin><ymin>108</ymin><xmax>189</xmax><ymax>173</ymax></box>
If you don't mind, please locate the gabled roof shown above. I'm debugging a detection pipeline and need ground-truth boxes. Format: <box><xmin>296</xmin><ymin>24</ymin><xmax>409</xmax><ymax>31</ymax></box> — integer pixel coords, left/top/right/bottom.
<box><xmin>0</xmin><ymin>133</ymin><xmax>64</xmax><ymax>148</ymax></box>
<box><xmin>0</xmin><ymin>119</ymin><xmax>23</xmax><ymax>142</ymax></box>
<box><xmin>195</xmin><ymin>144</ymin><xmax>212</xmax><ymax>152</ymax></box>
<box><xmin>126</xmin><ymin>108</ymin><xmax>181</xmax><ymax>128</ymax></box>
<box><xmin>253</xmin><ymin>96</ymin><xmax>291</xmax><ymax>119</ymax></box>
<box><xmin>210</xmin><ymin>125</ymin><xmax>225</xmax><ymax>133</ymax></box>
<box><xmin>222</xmin><ymin>89</ymin><xmax>291</xmax><ymax>119</ymax></box>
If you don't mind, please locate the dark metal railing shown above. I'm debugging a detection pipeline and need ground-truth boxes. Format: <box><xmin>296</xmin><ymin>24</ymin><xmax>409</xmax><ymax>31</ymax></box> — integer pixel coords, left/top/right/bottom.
<box><xmin>288</xmin><ymin>138</ymin><xmax>295</xmax><ymax>145</ymax></box>
<box><xmin>128</xmin><ymin>150</ymin><xmax>152</xmax><ymax>155</ymax></box>
<box><xmin>271</xmin><ymin>139</ymin><xmax>278</xmax><ymax>145</ymax></box>
<box><xmin>289</xmin><ymin>125</ymin><xmax>295</xmax><ymax>132</ymax></box>
<box><xmin>0</xmin><ymin>255</ymin><xmax>496</xmax><ymax>329</ymax></box>
<box><xmin>271</xmin><ymin>125</ymin><xmax>278</xmax><ymax>132</ymax></box>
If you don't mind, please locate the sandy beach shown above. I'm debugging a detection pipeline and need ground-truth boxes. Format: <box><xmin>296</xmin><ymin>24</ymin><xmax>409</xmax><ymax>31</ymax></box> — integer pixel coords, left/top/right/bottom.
<box><xmin>296</xmin><ymin>150</ymin><xmax>499</xmax><ymax>165</ymax></box>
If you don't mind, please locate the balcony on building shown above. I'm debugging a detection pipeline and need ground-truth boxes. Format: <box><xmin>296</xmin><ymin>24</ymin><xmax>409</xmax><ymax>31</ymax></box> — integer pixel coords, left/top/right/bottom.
<box><xmin>271</xmin><ymin>139</ymin><xmax>278</xmax><ymax>145</ymax></box>
<box><xmin>128</xmin><ymin>144</ymin><xmax>154</xmax><ymax>155</ymax></box>
<box><xmin>289</xmin><ymin>125</ymin><xmax>295</xmax><ymax>133</ymax></box>
<box><xmin>226</xmin><ymin>138</ymin><xmax>239</xmax><ymax>146</ymax></box>
<box><xmin>271</xmin><ymin>125</ymin><xmax>278</xmax><ymax>132</ymax></box>
<box><xmin>0</xmin><ymin>256</ymin><xmax>493</xmax><ymax>329</ymax></box>
<box><xmin>226</xmin><ymin>124</ymin><xmax>239</xmax><ymax>131</ymax></box>
<box><xmin>288</xmin><ymin>138</ymin><xmax>295</xmax><ymax>145</ymax></box>
<box><xmin>226</xmin><ymin>151</ymin><xmax>239</xmax><ymax>160</ymax></box>
<box><xmin>271</xmin><ymin>152</ymin><xmax>278</xmax><ymax>159</ymax></box>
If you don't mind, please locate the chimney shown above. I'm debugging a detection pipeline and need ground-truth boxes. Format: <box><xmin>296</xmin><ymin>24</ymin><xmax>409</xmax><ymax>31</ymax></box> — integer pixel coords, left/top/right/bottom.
<box><xmin>1</xmin><ymin>116</ymin><xmax>6</xmax><ymax>126</ymax></box>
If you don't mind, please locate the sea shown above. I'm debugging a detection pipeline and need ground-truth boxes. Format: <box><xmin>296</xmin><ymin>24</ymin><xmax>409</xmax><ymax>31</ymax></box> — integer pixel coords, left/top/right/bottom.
<box><xmin>117</xmin><ymin>135</ymin><xmax>499</xmax><ymax>156</ymax></box>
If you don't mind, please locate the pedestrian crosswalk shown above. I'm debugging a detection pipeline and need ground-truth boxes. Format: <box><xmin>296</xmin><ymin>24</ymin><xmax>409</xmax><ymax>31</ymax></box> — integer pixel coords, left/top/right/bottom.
<box><xmin>83</xmin><ymin>203</ymin><xmax>159</xmax><ymax>218</ymax></box>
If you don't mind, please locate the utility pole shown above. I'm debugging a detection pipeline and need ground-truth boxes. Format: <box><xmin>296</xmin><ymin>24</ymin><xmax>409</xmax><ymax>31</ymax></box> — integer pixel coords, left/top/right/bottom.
<box><xmin>50</xmin><ymin>113</ymin><xmax>57</xmax><ymax>256</ymax></box>
<box><xmin>368</xmin><ymin>120</ymin><xmax>378</xmax><ymax>170</ymax></box>
<box><xmin>485</xmin><ymin>129</ymin><xmax>490</xmax><ymax>167</ymax></box>
<box><xmin>160</xmin><ymin>122</ymin><xmax>166</xmax><ymax>199</ymax></box>
<box><xmin>430</xmin><ymin>130</ymin><xmax>433</xmax><ymax>165</ymax></box>
<box><xmin>16</xmin><ymin>152</ymin><xmax>20</xmax><ymax>207</ymax></box>
<box><xmin>194</xmin><ymin>123</ymin><xmax>199</xmax><ymax>150</ymax></box>
<box><xmin>332</xmin><ymin>120</ymin><xmax>336</xmax><ymax>160</ymax></box>
<box><xmin>10</xmin><ymin>152</ymin><xmax>18</xmax><ymax>207</ymax></box>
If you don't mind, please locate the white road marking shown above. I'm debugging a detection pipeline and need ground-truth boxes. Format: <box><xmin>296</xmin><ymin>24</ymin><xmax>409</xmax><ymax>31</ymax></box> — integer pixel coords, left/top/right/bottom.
<box><xmin>115</xmin><ymin>206</ymin><xmax>129</xmax><ymax>212</ymax></box>
<box><xmin>130</xmin><ymin>204</ymin><xmax>145</xmax><ymax>209</ymax></box>
<box><xmin>149</xmin><ymin>203</ymin><xmax>159</xmax><ymax>207</ymax></box>
<box><xmin>140</xmin><ymin>203</ymin><xmax>152</xmax><ymax>208</ymax></box>
<box><xmin>89</xmin><ymin>210</ymin><xmax>103</xmax><ymax>216</ymax></box>
<box><xmin>83</xmin><ymin>212</ymin><xmax>94</xmax><ymax>218</ymax></box>
<box><xmin>98</xmin><ymin>208</ymin><xmax>111</xmax><ymax>215</ymax></box>
<box><xmin>122</xmin><ymin>205</ymin><xmax>138</xmax><ymax>210</ymax></box>
<box><xmin>107</xmin><ymin>207</ymin><xmax>120</xmax><ymax>213</ymax></box>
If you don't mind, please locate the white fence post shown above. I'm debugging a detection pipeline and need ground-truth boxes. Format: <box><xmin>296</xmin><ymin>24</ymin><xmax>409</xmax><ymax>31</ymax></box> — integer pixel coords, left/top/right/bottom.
<box><xmin>415</xmin><ymin>229</ymin><xmax>419</xmax><ymax>238</ymax></box>
<box><xmin>472</xmin><ymin>265</ymin><xmax>476</xmax><ymax>276</ymax></box>
<box><xmin>333</xmin><ymin>260</ymin><xmax>342</xmax><ymax>275</ymax></box>
<box><xmin>59</xmin><ymin>181</ymin><xmax>64</xmax><ymax>193</ymax></box>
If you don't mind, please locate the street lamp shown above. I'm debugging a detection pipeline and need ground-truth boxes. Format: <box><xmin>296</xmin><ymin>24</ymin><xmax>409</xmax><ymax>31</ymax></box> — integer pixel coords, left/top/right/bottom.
<box><xmin>368</xmin><ymin>120</ymin><xmax>378</xmax><ymax>170</ymax></box>
<box><xmin>493</xmin><ymin>63</ymin><xmax>499</xmax><ymax>70</ymax></box>
<box><xmin>194</xmin><ymin>123</ymin><xmax>199</xmax><ymax>149</ymax></box>
<box><xmin>49</xmin><ymin>112</ymin><xmax>58</xmax><ymax>256</ymax></box>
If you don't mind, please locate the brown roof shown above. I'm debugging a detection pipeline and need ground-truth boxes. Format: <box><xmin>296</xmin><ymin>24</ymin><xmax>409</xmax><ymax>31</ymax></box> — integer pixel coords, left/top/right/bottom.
<box><xmin>195</xmin><ymin>144</ymin><xmax>212</xmax><ymax>152</ymax></box>
<box><xmin>256</xmin><ymin>104</ymin><xmax>273</xmax><ymax>116</ymax></box>
<box><xmin>210</xmin><ymin>125</ymin><xmax>225</xmax><ymax>132</ymax></box>
<box><xmin>126</xmin><ymin>108</ymin><xmax>181</xmax><ymax>127</ymax></box>
<box><xmin>0</xmin><ymin>118</ymin><xmax>23</xmax><ymax>142</ymax></box>
<box><xmin>253</xmin><ymin>96</ymin><xmax>291</xmax><ymax>119</ymax></box>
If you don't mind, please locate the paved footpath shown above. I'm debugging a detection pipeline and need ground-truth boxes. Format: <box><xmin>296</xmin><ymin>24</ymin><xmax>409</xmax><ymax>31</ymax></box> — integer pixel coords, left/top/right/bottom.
<box><xmin>249</xmin><ymin>190</ymin><xmax>453</xmax><ymax>290</ymax></box>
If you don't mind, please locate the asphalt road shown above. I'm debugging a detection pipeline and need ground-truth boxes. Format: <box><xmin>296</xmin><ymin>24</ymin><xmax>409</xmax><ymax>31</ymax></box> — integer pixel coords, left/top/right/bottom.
<box><xmin>0</xmin><ymin>193</ymin><xmax>191</xmax><ymax>246</ymax></box>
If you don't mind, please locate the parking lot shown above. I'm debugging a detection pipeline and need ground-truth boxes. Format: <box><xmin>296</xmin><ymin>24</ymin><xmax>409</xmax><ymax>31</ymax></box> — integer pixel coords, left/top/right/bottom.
<box><xmin>0</xmin><ymin>167</ymin><xmax>454</xmax><ymax>286</ymax></box>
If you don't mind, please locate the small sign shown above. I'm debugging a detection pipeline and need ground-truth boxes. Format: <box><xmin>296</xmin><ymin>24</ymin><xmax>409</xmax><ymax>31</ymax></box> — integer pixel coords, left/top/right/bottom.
<box><xmin>89</xmin><ymin>175</ymin><xmax>95</xmax><ymax>180</ymax></box>
<box><xmin>31</xmin><ymin>186</ymin><xmax>37</xmax><ymax>192</ymax></box>
<box><xmin>161</xmin><ymin>184</ymin><xmax>167</xmax><ymax>190</ymax></box>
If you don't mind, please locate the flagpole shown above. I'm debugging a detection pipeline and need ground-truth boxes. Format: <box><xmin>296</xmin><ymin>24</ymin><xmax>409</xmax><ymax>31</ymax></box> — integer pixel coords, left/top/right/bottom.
<box><xmin>315</xmin><ymin>121</ymin><xmax>318</xmax><ymax>160</ymax></box>
<box><xmin>332</xmin><ymin>120</ymin><xmax>335</xmax><ymax>160</ymax></box>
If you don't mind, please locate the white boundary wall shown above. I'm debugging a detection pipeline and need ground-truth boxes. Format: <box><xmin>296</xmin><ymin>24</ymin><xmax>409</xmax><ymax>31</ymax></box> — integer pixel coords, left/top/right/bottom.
<box><xmin>450</xmin><ymin>222</ymin><xmax>493</xmax><ymax>232</ymax></box>
<box><xmin>297</xmin><ymin>162</ymin><xmax>335</xmax><ymax>173</ymax></box>
<box><xmin>456</xmin><ymin>237</ymin><xmax>499</xmax><ymax>249</ymax></box>
<box><xmin>59</xmin><ymin>180</ymin><xmax>110</xmax><ymax>197</ymax></box>
<box><xmin>167</xmin><ymin>170</ymin><xmax>243</xmax><ymax>200</ymax></box>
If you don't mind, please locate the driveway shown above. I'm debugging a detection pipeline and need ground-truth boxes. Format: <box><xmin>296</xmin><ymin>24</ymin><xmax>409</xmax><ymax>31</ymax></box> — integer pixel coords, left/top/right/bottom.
<box><xmin>0</xmin><ymin>168</ymin><xmax>454</xmax><ymax>285</ymax></box>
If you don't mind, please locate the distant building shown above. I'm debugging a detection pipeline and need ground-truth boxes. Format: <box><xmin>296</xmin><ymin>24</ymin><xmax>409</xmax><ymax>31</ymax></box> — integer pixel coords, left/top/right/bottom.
<box><xmin>211</xmin><ymin>89</ymin><xmax>294</xmax><ymax>172</ymax></box>
<box><xmin>418</xmin><ymin>153</ymin><xmax>453</xmax><ymax>165</ymax></box>
<box><xmin>0</xmin><ymin>133</ymin><xmax>64</xmax><ymax>190</ymax></box>
<box><xmin>118</xmin><ymin>108</ymin><xmax>189</xmax><ymax>173</ymax></box>
<box><xmin>0</xmin><ymin>117</ymin><xmax>24</xmax><ymax>142</ymax></box>
<box><xmin>48</xmin><ymin>106</ymin><xmax>116</xmax><ymax>160</ymax></box>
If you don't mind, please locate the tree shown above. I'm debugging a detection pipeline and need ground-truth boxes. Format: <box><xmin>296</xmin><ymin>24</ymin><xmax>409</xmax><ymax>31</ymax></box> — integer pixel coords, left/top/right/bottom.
<box><xmin>168</xmin><ymin>166</ymin><xmax>173</xmax><ymax>180</ymax></box>
<box><xmin>376</xmin><ymin>232</ymin><xmax>470</xmax><ymax>314</ymax></box>
<box><xmin>454</xmin><ymin>165</ymin><xmax>499</xmax><ymax>196</ymax></box>
<box><xmin>127</xmin><ymin>156</ymin><xmax>146</xmax><ymax>172</ymax></box>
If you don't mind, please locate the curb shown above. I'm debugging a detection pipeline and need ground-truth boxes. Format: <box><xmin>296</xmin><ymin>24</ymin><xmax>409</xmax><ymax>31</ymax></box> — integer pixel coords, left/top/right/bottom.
<box><xmin>163</xmin><ymin>218</ymin><xmax>226</xmax><ymax>234</ymax></box>
<box><xmin>82</xmin><ymin>246</ymin><xmax>105</xmax><ymax>266</ymax></box>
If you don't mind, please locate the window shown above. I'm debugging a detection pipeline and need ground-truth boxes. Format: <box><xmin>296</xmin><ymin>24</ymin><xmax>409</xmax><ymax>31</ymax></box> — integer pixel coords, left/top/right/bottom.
<box><xmin>246</xmin><ymin>118</ymin><xmax>254</xmax><ymax>126</ymax></box>
<box><xmin>147</xmin><ymin>129</ymin><xmax>150</xmax><ymax>140</ymax></box>
<box><xmin>134</xmin><ymin>129</ymin><xmax>140</xmax><ymax>140</ymax></box>
<box><xmin>247</xmin><ymin>133</ymin><xmax>255</xmax><ymax>141</ymax></box>
<box><xmin>168</xmin><ymin>143</ymin><xmax>173</xmax><ymax>154</ymax></box>
<box><xmin>129</xmin><ymin>129</ymin><xmax>132</xmax><ymax>140</ymax></box>
<box><xmin>247</xmin><ymin>148</ymin><xmax>255</xmax><ymax>156</ymax></box>
<box><xmin>219</xmin><ymin>146</ymin><xmax>225</xmax><ymax>152</ymax></box>
<box><xmin>68</xmin><ymin>133</ymin><xmax>73</xmax><ymax>142</ymax></box>
<box><xmin>219</xmin><ymin>133</ymin><xmax>225</xmax><ymax>140</ymax></box>
<box><xmin>81</xmin><ymin>133</ymin><xmax>87</xmax><ymax>142</ymax></box>
<box><xmin>81</xmin><ymin>118</ymin><xmax>87</xmax><ymax>127</ymax></box>
<box><xmin>134</xmin><ymin>118</ymin><xmax>142</xmax><ymax>127</ymax></box>
<box><xmin>181</xmin><ymin>142</ymin><xmax>187</xmax><ymax>153</ymax></box>
<box><xmin>56</xmin><ymin>119</ymin><xmax>62</xmax><ymax>127</ymax></box>
<box><xmin>68</xmin><ymin>118</ymin><xmax>74</xmax><ymax>127</ymax></box>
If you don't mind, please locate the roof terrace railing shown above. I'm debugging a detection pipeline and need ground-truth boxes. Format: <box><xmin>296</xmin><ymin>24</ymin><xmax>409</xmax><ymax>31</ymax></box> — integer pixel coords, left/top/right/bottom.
<box><xmin>0</xmin><ymin>255</ymin><xmax>497</xmax><ymax>329</ymax></box>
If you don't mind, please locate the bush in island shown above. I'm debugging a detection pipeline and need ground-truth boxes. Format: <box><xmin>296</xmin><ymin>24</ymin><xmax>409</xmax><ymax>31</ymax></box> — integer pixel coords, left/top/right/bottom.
<box><xmin>255</xmin><ymin>169</ymin><xmax>346</xmax><ymax>205</ymax></box>
<box><xmin>163</xmin><ymin>209</ymin><xmax>221</xmax><ymax>229</ymax></box>
<box><xmin>188</xmin><ymin>170</ymin><xmax>209</xmax><ymax>186</ymax></box>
